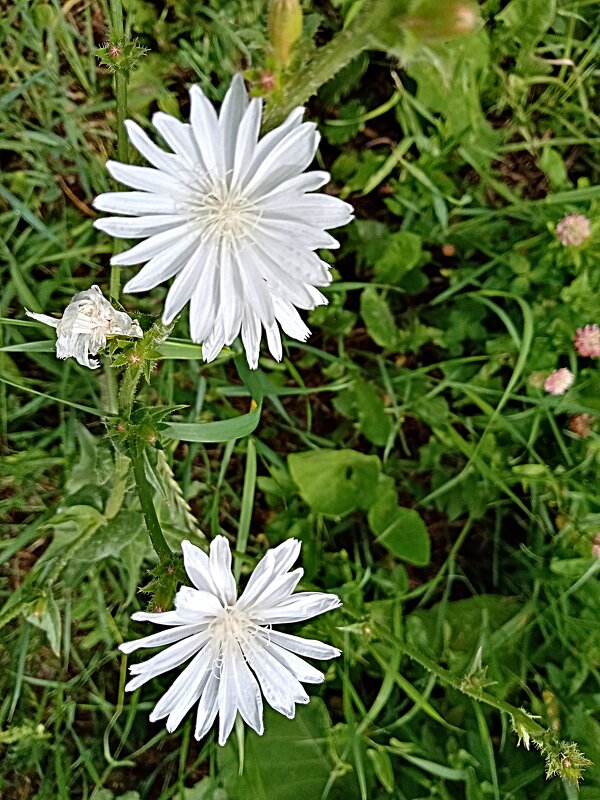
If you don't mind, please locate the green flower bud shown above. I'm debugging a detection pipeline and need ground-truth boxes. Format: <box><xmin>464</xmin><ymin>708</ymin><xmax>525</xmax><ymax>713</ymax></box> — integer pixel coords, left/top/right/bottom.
<box><xmin>268</xmin><ymin>0</ymin><xmax>303</xmax><ymax>67</ymax></box>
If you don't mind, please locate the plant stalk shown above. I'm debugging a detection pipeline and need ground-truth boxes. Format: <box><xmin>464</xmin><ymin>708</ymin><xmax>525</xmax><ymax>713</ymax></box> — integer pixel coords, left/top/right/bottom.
<box><xmin>109</xmin><ymin>0</ymin><xmax>128</xmax><ymax>301</ymax></box>
<box><xmin>131</xmin><ymin>446</ymin><xmax>172</xmax><ymax>561</ymax></box>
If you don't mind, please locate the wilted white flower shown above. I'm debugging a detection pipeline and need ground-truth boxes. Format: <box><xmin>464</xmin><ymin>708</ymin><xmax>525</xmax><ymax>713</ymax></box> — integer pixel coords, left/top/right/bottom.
<box><xmin>119</xmin><ymin>536</ymin><xmax>341</xmax><ymax>745</ymax></box>
<box><xmin>26</xmin><ymin>285</ymin><xmax>143</xmax><ymax>369</ymax></box>
<box><xmin>93</xmin><ymin>75</ymin><xmax>353</xmax><ymax>368</ymax></box>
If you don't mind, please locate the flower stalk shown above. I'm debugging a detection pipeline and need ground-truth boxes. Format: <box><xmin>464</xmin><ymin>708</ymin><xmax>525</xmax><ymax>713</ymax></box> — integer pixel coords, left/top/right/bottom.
<box><xmin>131</xmin><ymin>446</ymin><xmax>172</xmax><ymax>561</ymax></box>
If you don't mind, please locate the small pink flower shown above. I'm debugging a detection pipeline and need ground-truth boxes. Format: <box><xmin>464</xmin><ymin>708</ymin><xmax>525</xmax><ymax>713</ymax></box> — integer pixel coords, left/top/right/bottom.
<box><xmin>574</xmin><ymin>324</ymin><xmax>600</xmax><ymax>357</ymax></box>
<box><xmin>544</xmin><ymin>368</ymin><xmax>574</xmax><ymax>395</ymax></box>
<box><xmin>556</xmin><ymin>214</ymin><xmax>591</xmax><ymax>247</ymax></box>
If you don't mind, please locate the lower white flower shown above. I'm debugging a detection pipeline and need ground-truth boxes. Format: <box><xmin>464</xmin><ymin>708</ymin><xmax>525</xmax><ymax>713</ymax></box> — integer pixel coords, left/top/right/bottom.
<box><xmin>26</xmin><ymin>285</ymin><xmax>143</xmax><ymax>369</ymax></box>
<box><xmin>119</xmin><ymin>536</ymin><xmax>341</xmax><ymax>745</ymax></box>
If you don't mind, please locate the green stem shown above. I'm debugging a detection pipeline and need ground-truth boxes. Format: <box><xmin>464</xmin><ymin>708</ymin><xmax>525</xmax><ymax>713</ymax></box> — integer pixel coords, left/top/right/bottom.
<box><xmin>119</xmin><ymin>321</ymin><xmax>173</xmax><ymax>417</ymax></box>
<box><xmin>379</xmin><ymin>630</ymin><xmax>547</xmax><ymax>739</ymax></box>
<box><xmin>261</xmin><ymin>5</ymin><xmax>374</xmax><ymax>130</ymax></box>
<box><xmin>109</xmin><ymin>0</ymin><xmax>128</xmax><ymax>301</ymax></box>
<box><xmin>131</xmin><ymin>445</ymin><xmax>172</xmax><ymax>561</ymax></box>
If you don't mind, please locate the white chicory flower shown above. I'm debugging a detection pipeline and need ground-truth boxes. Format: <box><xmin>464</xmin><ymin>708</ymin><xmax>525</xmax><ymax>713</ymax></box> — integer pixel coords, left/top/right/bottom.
<box><xmin>119</xmin><ymin>536</ymin><xmax>341</xmax><ymax>745</ymax></box>
<box><xmin>93</xmin><ymin>75</ymin><xmax>354</xmax><ymax>368</ymax></box>
<box><xmin>26</xmin><ymin>284</ymin><xmax>143</xmax><ymax>369</ymax></box>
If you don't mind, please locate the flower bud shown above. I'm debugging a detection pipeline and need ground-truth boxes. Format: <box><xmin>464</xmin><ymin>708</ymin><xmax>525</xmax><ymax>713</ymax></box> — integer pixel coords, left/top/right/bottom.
<box><xmin>404</xmin><ymin>0</ymin><xmax>480</xmax><ymax>42</ymax></box>
<box><xmin>268</xmin><ymin>0</ymin><xmax>303</xmax><ymax>67</ymax></box>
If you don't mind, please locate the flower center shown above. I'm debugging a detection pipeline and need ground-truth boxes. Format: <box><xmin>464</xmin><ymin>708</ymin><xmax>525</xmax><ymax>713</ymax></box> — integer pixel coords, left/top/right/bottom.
<box><xmin>188</xmin><ymin>173</ymin><xmax>259</xmax><ymax>248</ymax></box>
<box><xmin>209</xmin><ymin>604</ymin><xmax>257</xmax><ymax>648</ymax></box>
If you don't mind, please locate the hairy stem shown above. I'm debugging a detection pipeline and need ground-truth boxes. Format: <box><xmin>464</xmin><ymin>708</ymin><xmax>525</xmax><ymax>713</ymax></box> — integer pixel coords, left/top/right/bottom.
<box><xmin>119</xmin><ymin>321</ymin><xmax>173</xmax><ymax>417</ymax></box>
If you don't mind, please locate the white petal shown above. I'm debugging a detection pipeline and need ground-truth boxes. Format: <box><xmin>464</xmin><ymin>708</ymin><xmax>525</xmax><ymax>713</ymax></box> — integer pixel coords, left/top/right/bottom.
<box><xmin>190</xmin><ymin>85</ymin><xmax>224</xmax><ymax>176</ymax></box>
<box><xmin>273</xmin><ymin>296</ymin><xmax>311</xmax><ymax>342</ymax></box>
<box><xmin>265</xmin><ymin>321</ymin><xmax>282</xmax><ymax>362</ymax></box>
<box><xmin>230</xmin><ymin>98</ymin><xmax>262</xmax><ymax>191</ymax></box>
<box><xmin>93</xmin><ymin>191</ymin><xmax>181</xmax><ymax>216</ymax></box>
<box><xmin>25</xmin><ymin>310</ymin><xmax>60</xmax><ymax>329</ymax></box>
<box><xmin>119</xmin><ymin>623</ymin><xmax>202</xmax><ymax>655</ymax></box>
<box><xmin>219</xmin><ymin>73</ymin><xmax>249</xmax><ymax>171</ymax></box>
<box><xmin>195</xmin><ymin>669</ymin><xmax>220</xmax><ymax>741</ymax></box>
<box><xmin>125</xmin><ymin>631</ymin><xmax>210</xmax><ymax>691</ymax></box>
<box><xmin>201</xmin><ymin>322</ymin><xmax>226</xmax><ymax>363</ymax></box>
<box><xmin>218</xmin><ymin>643</ymin><xmax>263</xmax><ymax>745</ymax></box>
<box><xmin>130</xmin><ymin>610</ymin><xmax>188</xmax><ymax>626</ymax></box>
<box><xmin>129</xmin><ymin>630</ymin><xmax>209</xmax><ymax>675</ymax></box>
<box><xmin>237</xmin><ymin>539</ymin><xmax>301</xmax><ymax>611</ymax></box>
<box><xmin>106</xmin><ymin>160</ymin><xmax>187</xmax><ymax>196</ymax></box>
<box><xmin>250</xmin><ymin>107</ymin><xmax>305</xmax><ymax>168</ymax></box>
<box><xmin>209</xmin><ymin>536</ymin><xmax>237</xmax><ymax>605</ymax></box>
<box><xmin>260</xmin><ymin>639</ymin><xmax>325</xmax><ymax>684</ymax></box>
<box><xmin>267</xmin><ymin>630</ymin><xmax>341</xmax><ymax>660</ymax></box>
<box><xmin>150</xmin><ymin>644</ymin><xmax>215</xmax><ymax>728</ymax></box>
<box><xmin>219</xmin><ymin>247</ymin><xmax>244</xmax><ymax>345</ymax></box>
<box><xmin>245</xmin><ymin>568</ymin><xmax>304</xmax><ymax>616</ymax></box>
<box><xmin>239</xmin><ymin>261</ymin><xmax>274</xmax><ymax>327</ymax></box>
<box><xmin>261</xmin><ymin>195</ymin><xmax>354</xmax><ymax>229</ymax></box>
<box><xmin>162</xmin><ymin>241</ymin><xmax>209</xmax><ymax>324</ymax></box>
<box><xmin>256</xmin><ymin>170</ymin><xmax>331</xmax><ymax>203</ymax></box>
<box><xmin>244</xmin><ymin>124</ymin><xmax>319</xmax><ymax>199</ymax></box>
<box><xmin>240</xmin><ymin>311</ymin><xmax>261</xmax><ymax>369</ymax></box>
<box><xmin>254</xmin><ymin>592</ymin><xmax>341</xmax><ymax>625</ymax></box>
<box><xmin>260</xmin><ymin>218</ymin><xmax>339</xmax><ymax>250</ymax></box>
<box><xmin>189</xmin><ymin>247</ymin><xmax>220</xmax><ymax>342</ymax></box>
<box><xmin>249</xmin><ymin>244</ymin><xmax>320</xmax><ymax>310</ymax></box>
<box><xmin>152</xmin><ymin>113</ymin><xmax>199</xmax><ymax>166</ymax></box>
<box><xmin>174</xmin><ymin>586</ymin><xmax>224</xmax><ymax>621</ymax></box>
<box><xmin>124</xmin><ymin>119</ymin><xmax>184</xmax><ymax>175</ymax></box>
<box><xmin>111</xmin><ymin>222</ymin><xmax>199</xmax><ymax>266</ymax></box>
<box><xmin>123</xmin><ymin>231</ymin><xmax>199</xmax><ymax>294</ymax></box>
<box><xmin>181</xmin><ymin>540</ymin><xmax>219</xmax><ymax>595</ymax></box>
<box><xmin>94</xmin><ymin>214</ymin><xmax>185</xmax><ymax>239</ymax></box>
<box><xmin>242</xmin><ymin>638</ymin><xmax>308</xmax><ymax>717</ymax></box>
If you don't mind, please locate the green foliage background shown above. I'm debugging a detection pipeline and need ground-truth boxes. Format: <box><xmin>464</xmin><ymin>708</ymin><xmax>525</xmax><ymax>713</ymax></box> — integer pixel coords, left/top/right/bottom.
<box><xmin>1</xmin><ymin>0</ymin><xmax>600</xmax><ymax>798</ymax></box>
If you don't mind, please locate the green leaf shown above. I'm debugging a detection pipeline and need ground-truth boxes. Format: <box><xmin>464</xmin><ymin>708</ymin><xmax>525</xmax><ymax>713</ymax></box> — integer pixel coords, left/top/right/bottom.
<box><xmin>373</xmin><ymin>231</ymin><xmax>422</xmax><ymax>285</ymax></box>
<box><xmin>354</xmin><ymin>380</ymin><xmax>393</xmax><ymax>446</ymax></box>
<box><xmin>368</xmin><ymin>478</ymin><xmax>430</xmax><ymax>565</ymax></box>
<box><xmin>377</xmin><ymin>508</ymin><xmax>430</xmax><ymax>566</ymax></box>
<box><xmin>162</xmin><ymin>402</ymin><xmax>262</xmax><ymax>443</ymax></box>
<box><xmin>367</xmin><ymin>747</ymin><xmax>395</xmax><ymax>793</ymax></box>
<box><xmin>360</xmin><ymin>287</ymin><xmax>397</xmax><ymax>349</ymax></box>
<box><xmin>219</xmin><ymin>700</ymin><xmax>360</xmax><ymax>800</ymax></box>
<box><xmin>26</xmin><ymin>593</ymin><xmax>61</xmax><ymax>656</ymax></box>
<box><xmin>288</xmin><ymin>449</ymin><xmax>381</xmax><ymax>516</ymax></box>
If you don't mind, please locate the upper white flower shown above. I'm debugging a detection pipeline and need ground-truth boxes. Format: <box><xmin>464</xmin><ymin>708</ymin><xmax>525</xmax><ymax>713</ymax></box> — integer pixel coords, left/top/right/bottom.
<box><xmin>26</xmin><ymin>284</ymin><xmax>143</xmax><ymax>370</ymax></box>
<box><xmin>119</xmin><ymin>536</ymin><xmax>341</xmax><ymax>745</ymax></box>
<box><xmin>93</xmin><ymin>75</ymin><xmax>353</xmax><ymax>368</ymax></box>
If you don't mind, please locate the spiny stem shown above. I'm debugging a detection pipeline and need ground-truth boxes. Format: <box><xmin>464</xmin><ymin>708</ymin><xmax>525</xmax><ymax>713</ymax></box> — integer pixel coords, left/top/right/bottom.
<box><xmin>119</xmin><ymin>321</ymin><xmax>173</xmax><ymax>417</ymax></box>
<box><xmin>131</xmin><ymin>446</ymin><xmax>172</xmax><ymax>561</ymax></box>
<box><xmin>379</xmin><ymin>630</ymin><xmax>547</xmax><ymax>738</ymax></box>
<box><xmin>262</xmin><ymin>0</ymin><xmax>392</xmax><ymax>130</ymax></box>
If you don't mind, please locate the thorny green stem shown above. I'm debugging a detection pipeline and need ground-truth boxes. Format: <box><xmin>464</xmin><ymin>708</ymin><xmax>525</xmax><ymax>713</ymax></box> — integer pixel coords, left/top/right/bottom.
<box><xmin>131</xmin><ymin>446</ymin><xmax>172</xmax><ymax>561</ymax></box>
<box><xmin>262</xmin><ymin>0</ymin><xmax>406</xmax><ymax>130</ymax></box>
<box><xmin>118</xmin><ymin>320</ymin><xmax>174</xmax><ymax>562</ymax></box>
<box><xmin>109</xmin><ymin>0</ymin><xmax>128</xmax><ymax>302</ymax></box>
<box><xmin>378</xmin><ymin>629</ymin><xmax>547</xmax><ymax>739</ymax></box>
<box><xmin>119</xmin><ymin>321</ymin><xmax>173</xmax><ymax>418</ymax></box>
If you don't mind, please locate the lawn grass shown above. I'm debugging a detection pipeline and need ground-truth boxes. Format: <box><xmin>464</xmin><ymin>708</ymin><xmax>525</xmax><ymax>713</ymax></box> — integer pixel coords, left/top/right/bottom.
<box><xmin>1</xmin><ymin>0</ymin><xmax>600</xmax><ymax>798</ymax></box>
